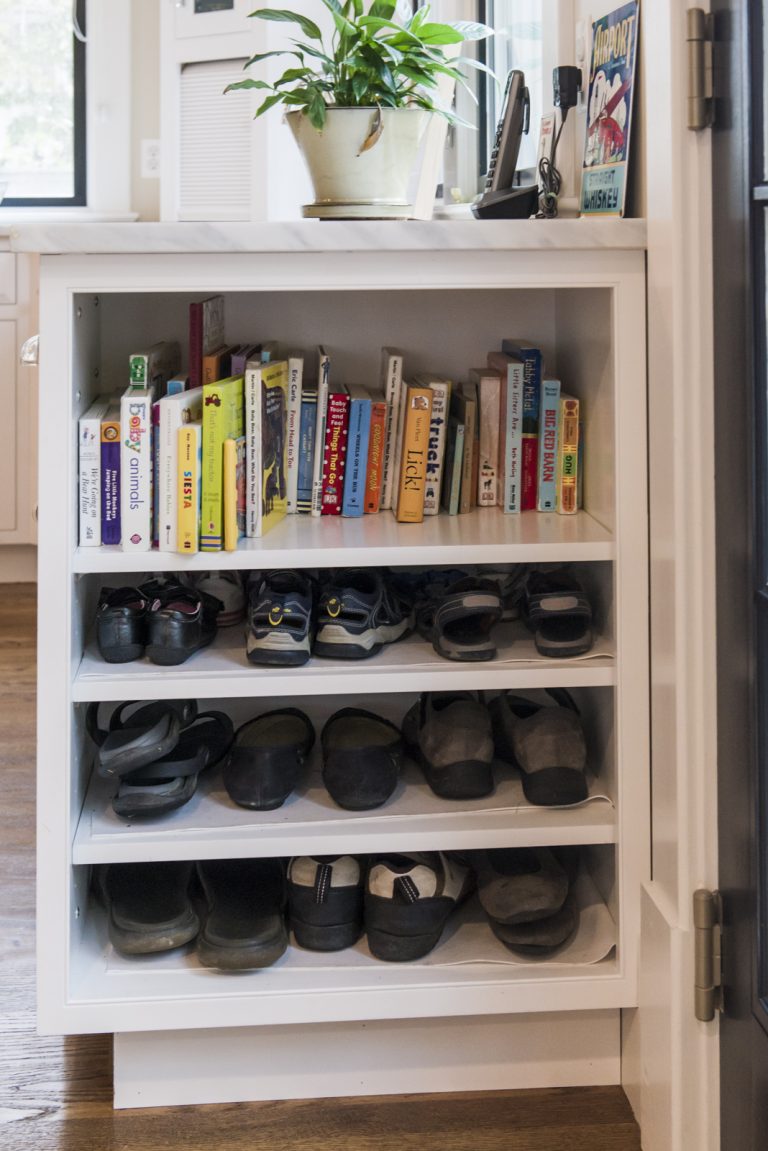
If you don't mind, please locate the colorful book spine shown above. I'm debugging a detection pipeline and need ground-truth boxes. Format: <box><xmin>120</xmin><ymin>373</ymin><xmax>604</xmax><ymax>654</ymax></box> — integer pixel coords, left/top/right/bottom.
<box><xmin>471</xmin><ymin>367</ymin><xmax>501</xmax><ymax>507</ymax></box>
<box><xmin>244</xmin><ymin>361</ymin><xmax>264</xmax><ymax>538</ymax></box>
<box><xmin>120</xmin><ymin>386</ymin><xmax>153</xmax><ymax>552</ymax></box>
<box><xmin>285</xmin><ymin>353</ymin><xmax>304</xmax><ymax>513</ymax></box>
<box><xmin>128</xmin><ymin>341</ymin><xmax>181</xmax><ymax>396</ymax></box>
<box><xmin>177</xmin><ymin>421</ymin><xmax>202</xmax><ymax>554</ymax></box>
<box><xmin>202</xmin><ymin>344</ymin><xmax>228</xmax><ymax>386</ymax></box>
<box><xmin>259</xmin><ymin>360</ymin><xmax>289</xmax><ymax>536</ymax></box>
<box><xmin>157</xmin><ymin>386</ymin><xmax>203</xmax><ymax>551</ymax></box>
<box><xmin>537</xmin><ymin>378</ymin><xmax>561</xmax><ymax>512</ymax></box>
<box><xmin>230</xmin><ymin>344</ymin><xmax>261</xmax><ymax>376</ymax></box>
<box><xmin>379</xmin><ymin>347</ymin><xmax>403</xmax><ymax>511</ymax></box>
<box><xmin>342</xmin><ymin>386</ymin><xmax>372</xmax><ymax>518</ymax></box>
<box><xmin>487</xmin><ymin>353</ymin><xmax>524</xmax><ymax>513</ymax></box>
<box><xmin>420</xmin><ymin>377</ymin><xmax>451</xmax><ymax>516</ymax></box>
<box><xmin>450</xmin><ymin>384</ymin><xmax>476</xmax><ymax>515</ymax></box>
<box><xmin>296</xmin><ymin>385</ymin><xmax>317</xmax><ymax>514</ymax></box>
<box><xmin>311</xmin><ymin>347</ymin><xmax>331</xmax><ymax>517</ymax></box>
<box><xmin>78</xmin><ymin>398</ymin><xmax>109</xmax><ymax>547</ymax></box>
<box><xmin>100</xmin><ymin>403</ymin><xmax>121</xmax><ymax>546</ymax></box>
<box><xmin>152</xmin><ymin>400</ymin><xmax>160</xmax><ymax>548</ymax></box>
<box><xmin>201</xmin><ymin>375</ymin><xmax>244</xmax><ymax>552</ymax></box>
<box><xmin>189</xmin><ymin>296</ymin><xmax>225</xmax><ymax>392</ymax></box>
<box><xmin>501</xmin><ymin>339</ymin><xmax>542</xmax><ymax>511</ymax></box>
<box><xmin>166</xmin><ymin>373</ymin><xmax>189</xmax><ymax>397</ymax></box>
<box><xmin>441</xmin><ymin>416</ymin><xmax>465</xmax><ymax>516</ymax></box>
<box><xmin>223</xmin><ymin>435</ymin><xmax>246</xmax><ymax>550</ymax></box>
<box><xmin>556</xmin><ymin>393</ymin><xmax>580</xmax><ymax>515</ymax></box>
<box><xmin>364</xmin><ymin>396</ymin><xmax>388</xmax><ymax>513</ymax></box>
<box><xmin>321</xmin><ymin>388</ymin><xmax>351</xmax><ymax>516</ymax></box>
<box><xmin>395</xmin><ymin>383</ymin><xmax>433</xmax><ymax>524</ymax></box>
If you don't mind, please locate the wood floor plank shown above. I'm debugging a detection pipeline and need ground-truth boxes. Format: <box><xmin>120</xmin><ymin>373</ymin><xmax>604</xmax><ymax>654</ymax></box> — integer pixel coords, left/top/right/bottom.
<box><xmin>0</xmin><ymin>583</ymin><xmax>641</xmax><ymax>1151</ymax></box>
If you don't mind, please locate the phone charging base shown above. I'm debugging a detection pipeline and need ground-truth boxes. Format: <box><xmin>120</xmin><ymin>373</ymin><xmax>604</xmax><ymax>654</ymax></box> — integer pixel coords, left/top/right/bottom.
<box><xmin>471</xmin><ymin>185</ymin><xmax>539</xmax><ymax>220</ymax></box>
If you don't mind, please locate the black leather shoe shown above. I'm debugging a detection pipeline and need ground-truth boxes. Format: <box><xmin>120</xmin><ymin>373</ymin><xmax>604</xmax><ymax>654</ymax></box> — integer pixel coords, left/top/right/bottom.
<box><xmin>145</xmin><ymin>584</ymin><xmax>222</xmax><ymax>666</ymax></box>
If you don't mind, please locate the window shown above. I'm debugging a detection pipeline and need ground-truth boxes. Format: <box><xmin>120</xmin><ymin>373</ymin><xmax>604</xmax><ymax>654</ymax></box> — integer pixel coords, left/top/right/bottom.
<box><xmin>0</xmin><ymin>0</ymin><xmax>86</xmax><ymax>206</ymax></box>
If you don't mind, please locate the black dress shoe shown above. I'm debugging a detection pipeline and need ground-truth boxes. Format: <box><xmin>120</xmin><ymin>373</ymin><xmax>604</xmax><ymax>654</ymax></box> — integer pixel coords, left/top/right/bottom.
<box><xmin>145</xmin><ymin>584</ymin><xmax>222</xmax><ymax>666</ymax></box>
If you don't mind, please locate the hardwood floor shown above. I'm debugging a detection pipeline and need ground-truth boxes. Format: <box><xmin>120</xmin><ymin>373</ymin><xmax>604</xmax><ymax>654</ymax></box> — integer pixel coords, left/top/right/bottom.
<box><xmin>0</xmin><ymin>583</ymin><xmax>641</xmax><ymax>1151</ymax></box>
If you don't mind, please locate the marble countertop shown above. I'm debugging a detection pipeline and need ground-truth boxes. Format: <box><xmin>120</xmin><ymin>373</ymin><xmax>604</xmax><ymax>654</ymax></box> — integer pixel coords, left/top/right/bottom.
<box><xmin>9</xmin><ymin>218</ymin><xmax>647</xmax><ymax>255</ymax></box>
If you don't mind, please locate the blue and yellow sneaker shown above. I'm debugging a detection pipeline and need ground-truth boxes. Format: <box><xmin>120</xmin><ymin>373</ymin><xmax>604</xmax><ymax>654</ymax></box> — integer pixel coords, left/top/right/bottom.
<box><xmin>246</xmin><ymin>570</ymin><xmax>314</xmax><ymax>667</ymax></box>
<box><xmin>314</xmin><ymin>569</ymin><xmax>414</xmax><ymax>660</ymax></box>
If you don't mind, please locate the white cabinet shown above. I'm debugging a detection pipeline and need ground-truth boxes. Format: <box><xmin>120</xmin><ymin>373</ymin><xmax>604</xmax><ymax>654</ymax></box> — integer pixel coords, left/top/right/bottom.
<box><xmin>27</xmin><ymin>220</ymin><xmax>648</xmax><ymax>1106</ymax></box>
<box><xmin>0</xmin><ymin>249</ymin><xmax>37</xmax><ymax>554</ymax></box>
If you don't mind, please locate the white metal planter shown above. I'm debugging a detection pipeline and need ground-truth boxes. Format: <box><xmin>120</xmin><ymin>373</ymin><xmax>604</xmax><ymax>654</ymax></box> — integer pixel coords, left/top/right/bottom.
<box><xmin>286</xmin><ymin>107</ymin><xmax>430</xmax><ymax>219</ymax></box>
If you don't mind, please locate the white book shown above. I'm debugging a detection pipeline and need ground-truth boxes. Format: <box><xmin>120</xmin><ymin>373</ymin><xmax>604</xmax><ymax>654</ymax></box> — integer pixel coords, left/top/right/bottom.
<box><xmin>120</xmin><ymin>385</ymin><xmax>154</xmax><ymax>552</ymax></box>
<box><xmin>470</xmin><ymin>367</ymin><xmax>502</xmax><ymax>507</ymax></box>
<box><xmin>244</xmin><ymin>358</ymin><xmax>265</xmax><ymax>538</ymax></box>
<box><xmin>389</xmin><ymin>375</ymin><xmax>410</xmax><ymax>518</ymax></box>
<box><xmin>379</xmin><ymin>347</ymin><xmax>403</xmax><ymax>511</ymax></box>
<box><xmin>310</xmin><ymin>346</ymin><xmax>331</xmax><ymax>517</ymax></box>
<box><xmin>78</xmin><ymin>397</ymin><xmax>110</xmax><ymax>547</ymax></box>
<box><xmin>413</xmin><ymin>374</ymin><xmax>451</xmax><ymax>515</ymax></box>
<box><xmin>157</xmin><ymin>386</ymin><xmax>203</xmax><ymax>551</ymax></box>
<box><xmin>488</xmin><ymin>353</ymin><xmax>524</xmax><ymax>513</ymax></box>
<box><xmin>285</xmin><ymin>352</ymin><xmax>304</xmax><ymax>513</ymax></box>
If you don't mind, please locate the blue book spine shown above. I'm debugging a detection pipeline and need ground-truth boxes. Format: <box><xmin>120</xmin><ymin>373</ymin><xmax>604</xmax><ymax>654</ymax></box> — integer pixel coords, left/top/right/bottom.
<box><xmin>342</xmin><ymin>395</ymin><xmax>372</xmax><ymax>517</ymax></box>
<box><xmin>296</xmin><ymin>388</ymin><xmax>317</xmax><ymax>514</ymax></box>
<box><xmin>101</xmin><ymin>444</ymin><xmax>121</xmax><ymax>544</ymax></box>
<box><xmin>537</xmin><ymin>378</ymin><xmax>561</xmax><ymax>511</ymax></box>
<box><xmin>501</xmin><ymin>340</ymin><xmax>543</xmax><ymax>511</ymax></box>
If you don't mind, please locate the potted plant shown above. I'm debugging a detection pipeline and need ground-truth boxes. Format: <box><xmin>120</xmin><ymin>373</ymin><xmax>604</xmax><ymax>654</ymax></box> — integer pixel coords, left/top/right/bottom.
<box><xmin>226</xmin><ymin>1</ymin><xmax>493</xmax><ymax>218</ymax></box>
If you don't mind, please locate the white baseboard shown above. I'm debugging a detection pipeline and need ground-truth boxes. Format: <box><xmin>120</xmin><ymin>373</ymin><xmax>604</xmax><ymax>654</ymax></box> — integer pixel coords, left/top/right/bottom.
<box><xmin>114</xmin><ymin>1011</ymin><xmax>620</xmax><ymax>1109</ymax></box>
<box><xmin>0</xmin><ymin>545</ymin><xmax>36</xmax><ymax>582</ymax></box>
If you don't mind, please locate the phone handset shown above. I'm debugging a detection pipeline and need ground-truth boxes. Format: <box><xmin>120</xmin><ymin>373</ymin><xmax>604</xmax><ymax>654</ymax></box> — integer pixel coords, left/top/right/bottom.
<box><xmin>472</xmin><ymin>70</ymin><xmax>538</xmax><ymax>220</ymax></box>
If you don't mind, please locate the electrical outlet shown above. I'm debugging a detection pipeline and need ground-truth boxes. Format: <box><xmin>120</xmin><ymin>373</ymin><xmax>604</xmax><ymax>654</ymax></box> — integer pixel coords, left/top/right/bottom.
<box><xmin>141</xmin><ymin>139</ymin><xmax>161</xmax><ymax>180</ymax></box>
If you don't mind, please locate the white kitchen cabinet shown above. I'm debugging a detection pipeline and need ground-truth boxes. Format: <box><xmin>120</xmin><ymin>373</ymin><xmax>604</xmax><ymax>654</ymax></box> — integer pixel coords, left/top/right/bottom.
<box><xmin>20</xmin><ymin>219</ymin><xmax>649</xmax><ymax>1107</ymax></box>
<box><xmin>0</xmin><ymin>249</ymin><xmax>37</xmax><ymax>560</ymax></box>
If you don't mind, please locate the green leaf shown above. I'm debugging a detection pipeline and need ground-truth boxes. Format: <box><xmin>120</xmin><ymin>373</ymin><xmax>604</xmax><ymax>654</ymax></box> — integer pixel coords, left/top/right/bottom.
<box><xmin>248</xmin><ymin>9</ymin><xmax>322</xmax><ymax>40</ymax></box>
<box><xmin>413</xmin><ymin>23</ymin><xmax>464</xmax><ymax>46</ymax></box>
<box><xmin>397</xmin><ymin>64</ymin><xmax>438</xmax><ymax>88</ymax></box>
<box><xmin>291</xmin><ymin>40</ymin><xmax>334</xmax><ymax>66</ymax></box>
<box><xmin>452</xmin><ymin>55</ymin><xmax>498</xmax><ymax>81</ymax></box>
<box><xmin>369</xmin><ymin>0</ymin><xmax>396</xmax><ymax>17</ymax></box>
<box><xmin>275</xmin><ymin>67</ymin><xmax>314</xmax><ymax>85</ymax></box>
<box><xmin>224</xmin><ymin>77</ymin><xmax>274</xmax><ymax>92</ymax></box>
<box><xmin>244</xmin><ymin>48</ymin><xmax>301</xmax><ymax>69</ymax></box>
<box><xmin>254</xmin><ymin>92</ymin><xmax>288</xmax><ymax>118</ymax></box>
<box><xmin>307</xmin><ymin>87</ymin><xmax>328</xmax><ymax>129</ymax></box>
<box><xmin>450</xmin><ymin>20</ymin><xmax>494</xmax><ymax>42</ymax></box>
<box><xmin>351</xmin><ymin>70</ymin><xmax>373</xmax><ymax>101</ymax></box>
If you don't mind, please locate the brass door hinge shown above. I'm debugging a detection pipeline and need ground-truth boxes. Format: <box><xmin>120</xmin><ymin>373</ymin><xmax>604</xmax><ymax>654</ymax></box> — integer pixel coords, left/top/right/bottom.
<box><xmin>694</xmin><ymin>888</ymin><xmax>723</xmax><ymax>1021</ymax></box>
<box><xmin>687</xmin><ymin>9</ymin><xmax>714</xmax><ymax>130</ymax></box>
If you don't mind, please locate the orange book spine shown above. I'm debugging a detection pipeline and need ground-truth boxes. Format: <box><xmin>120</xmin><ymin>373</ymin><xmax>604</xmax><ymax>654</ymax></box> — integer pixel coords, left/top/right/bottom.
<box><xmin>395</xmin><ymin>385</ymin><xmax>433</xmax><ymax>524</ymax></box>
<box><xmin>364</xmin><ymin>399</ymin><xmax>387</xmax><ymax>513</ymax></box>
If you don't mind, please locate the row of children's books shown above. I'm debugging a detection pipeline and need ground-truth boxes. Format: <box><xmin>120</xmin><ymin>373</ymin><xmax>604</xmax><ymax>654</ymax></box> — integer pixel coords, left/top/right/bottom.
<box><xmin>78</xmin><ymin>297</ymin><xmax>583</xmax><ymax>554</ymax></box>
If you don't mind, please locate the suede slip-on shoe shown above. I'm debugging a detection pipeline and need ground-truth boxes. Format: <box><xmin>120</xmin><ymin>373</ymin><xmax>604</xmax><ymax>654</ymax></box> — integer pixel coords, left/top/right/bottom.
<box><xmin>321</xmin><ymin>707</ymin><xmax>403</xmax><ymax>810</ymax></box>
<box><xmin>402</xmin><ymin>692</ymin><xmax>495</xmax><ymax>799</ymax></box>
<box><xmin>223</xmin><ymin>708</ymin><xmax>315</xmax><ymax>810</ymax></box>
<box><xmin>469</xmin><ymin>847</ymin><xmax>569</xmax><ymax>925</ymax></box>
<box><xmin>490</xmin><ymin>688</ymin><xmax>589</xmax><ymax>806</ymax></box>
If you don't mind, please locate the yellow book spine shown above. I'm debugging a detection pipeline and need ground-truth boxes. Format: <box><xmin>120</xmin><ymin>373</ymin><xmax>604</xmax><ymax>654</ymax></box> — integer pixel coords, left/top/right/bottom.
<box><xmin>556</xmin><ymin>393</ymin><xmax>580</xmax><ymax>515</ymax></box>
<box><xmin>395</xmin><ymin>385</ymin><xmax>433</xmax><ymax>523</ymax></box>
<box><xmin>223</xmin><ymin>437</ymin><xmax>238</xmax><ymax>551</ymax></box>
<box><xmin>177</xmin><ymin>423</ymin><xmax>200</xmax><ymax>554</ymax></box>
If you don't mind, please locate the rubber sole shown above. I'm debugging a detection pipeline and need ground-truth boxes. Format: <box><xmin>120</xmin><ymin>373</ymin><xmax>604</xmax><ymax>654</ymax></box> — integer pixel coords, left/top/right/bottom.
<box><xmin>421</xmin><ymin>758</ymin><xmax>495</xmax><ymax>800</ymax></box>
<box><xmin>366</xmin><ymin>926</ymin><xmax>442</xmax><ymax>962</ymax></box>
<box><xmin>109</xmin><ymin>906</ymin><xmax>200</xmax><ymax>955</ymax></box>
<box><xmin>291</xmin><ymin>916</ymin><xmax>362</xmax><ymax>952</ymax></box>
<box><xmin>520</xmin><ymin>766</ymin><xmax>589</xmax><ymax>806</ymax></box>
<box><xmin>196</xmin><ymin>923</ymin><xmax>288</xmax><ymax>970</ymax></box>
<box><xmin>223</xmin><ymin>754</ymin><xmax>301</xmax><ymax>809</ymax></box>
<box><xmin>314</xmin><ymin>617</ymin><xmax>412</xmax><ymax>660</ymax></box>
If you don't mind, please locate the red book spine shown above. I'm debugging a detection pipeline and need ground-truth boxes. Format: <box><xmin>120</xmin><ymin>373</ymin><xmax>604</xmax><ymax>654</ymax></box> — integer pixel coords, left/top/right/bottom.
<box><xmin>364</xmin><ymin>400</ymin><xmax>387</xmax><ymax>513</ymax></box>
<box><xmin>522</xmin><ymin>436</ymin><xmax>538</xmax><ymax>510</ymax></box>
<box><xmin>321</xmin><ymin>392</ymin><xmax>351</xmax><ymax>515</ymax></box>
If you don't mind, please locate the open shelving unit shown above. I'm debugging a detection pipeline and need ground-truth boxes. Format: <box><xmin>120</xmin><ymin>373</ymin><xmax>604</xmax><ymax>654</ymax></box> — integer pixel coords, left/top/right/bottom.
<box><xmin>29</xmin><ymin>220</ymin><xmax>648</xmax><ymax>1107</ymax></box>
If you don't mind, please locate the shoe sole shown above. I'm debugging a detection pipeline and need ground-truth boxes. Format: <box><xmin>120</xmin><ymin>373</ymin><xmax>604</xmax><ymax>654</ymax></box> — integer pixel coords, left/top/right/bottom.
<box><xmin>291</xmin><ymin>916</ymin><xmax>362</xmax><ymax>952</ymax></box>
<box><xmin>246</xmin><ymin>633</ymin><xmax>311</xmax><ymax>667</ymax></box>
<box><xmin>366</xmin><ymin>926</ymin><xmax>443</xmax><ymax>962</ymax></box>
<box><xmin>196</xmin><ymin>923</ymin><xmax>288</xmax><ymax>970</ymax></box>
<box><xmin>520</xmin><ymin>766</ymin><xmax>589</xmax><ymax>806</ymax></box>
<box><xmin>145</xmin><ymin>632</ymin><xmax>215</xmax><ymax>666</ymax></box>
<box><xmin>314</xmin><ymin>617</ymin><xmax>412</xmax><ymax>660</ymax></box>
<box><xmin>109</xmin><ymin>906</ymin><xmax>200</xmax><ymax>955</ymax></box>
<box><xmin>421</xmin><ymin>758</ymin><xmax>495</xmax><ymax>800</ymax></box>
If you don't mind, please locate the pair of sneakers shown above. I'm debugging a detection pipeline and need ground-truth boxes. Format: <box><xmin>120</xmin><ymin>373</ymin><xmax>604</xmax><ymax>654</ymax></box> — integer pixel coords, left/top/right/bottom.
<box><xmin>287</xmin><ymin>852</ymin><xmax>473</xmax><ymax>962</ymax></box>
<box><xmin>246</xmin><ymin>568</ymin><xmax>414</xmax><ymax>667</ymax></box>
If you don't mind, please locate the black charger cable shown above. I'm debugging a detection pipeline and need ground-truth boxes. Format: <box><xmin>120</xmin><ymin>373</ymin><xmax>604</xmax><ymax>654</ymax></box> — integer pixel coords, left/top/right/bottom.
<box><xmin>537</xmin><ymin>66</ymin><xmax>581</xmax><ymax>220</ymax></box>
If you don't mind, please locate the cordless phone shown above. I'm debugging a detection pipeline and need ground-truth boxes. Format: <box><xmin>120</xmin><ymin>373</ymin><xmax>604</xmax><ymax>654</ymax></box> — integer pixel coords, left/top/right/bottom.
<box><xmin>472</xmin><ymin>70</ymin><xmax>538</xmax><ymax>220</ymax></box>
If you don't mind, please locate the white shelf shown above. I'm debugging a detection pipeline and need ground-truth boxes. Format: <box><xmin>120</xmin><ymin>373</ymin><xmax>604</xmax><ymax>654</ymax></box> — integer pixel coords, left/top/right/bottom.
<box><xmin>67</xmin><ymin>878</ymin><xmax>623</xmax><ymax>1032</ymax></box>
<box><xmin>73</xmin><ymin>622</ymin><xmax>616</xmax><ymax>702</ymax></box>
<box><xmin>73</xmin><ymin>757</ymin><xmax>616</xmax><ymax>865</ymax></box>
<box><xmin>72</xmin><ymin>509</ymin><xmax>614</xmax><ymax>574</ymax></box>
